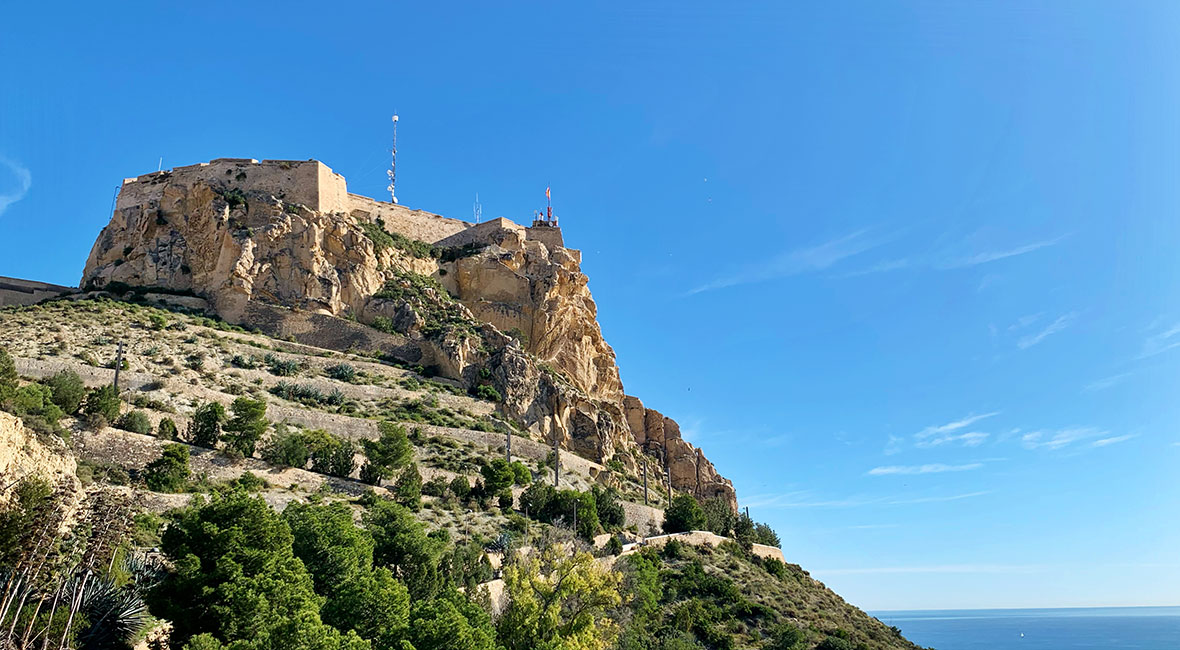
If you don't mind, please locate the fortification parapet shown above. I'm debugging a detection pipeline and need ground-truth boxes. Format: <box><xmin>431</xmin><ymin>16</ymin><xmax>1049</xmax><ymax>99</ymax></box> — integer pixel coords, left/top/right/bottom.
<box><xmin>115</xmin><ymin>158</ymin><xmax>348</xmax><ymax>214</ymax></box>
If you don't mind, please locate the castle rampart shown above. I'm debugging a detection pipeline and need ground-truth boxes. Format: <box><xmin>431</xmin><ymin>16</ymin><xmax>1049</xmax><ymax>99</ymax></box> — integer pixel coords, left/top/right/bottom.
<box><xmin>112</xmin><ymin>157</ymin><xmax>565</xmax><ymax>252</ymax></box>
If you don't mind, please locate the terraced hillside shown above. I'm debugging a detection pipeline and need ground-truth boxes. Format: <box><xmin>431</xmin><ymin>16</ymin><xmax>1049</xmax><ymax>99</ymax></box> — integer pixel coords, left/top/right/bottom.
<box><xmin>0</xmin><ymin>296</ymin><xmax>926</xmax><ymax>650</ymax></box>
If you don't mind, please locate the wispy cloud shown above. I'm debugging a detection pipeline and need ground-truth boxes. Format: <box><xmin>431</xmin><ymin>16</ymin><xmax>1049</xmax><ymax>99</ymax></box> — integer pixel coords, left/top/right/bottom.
<box><xmin>913</xmin><ymin>412</ymin><xmax>999</xmax><ymax>448</ymax></box>
<box><xmin>742</xmin><ymin>489</ymin><xmax>991</xmax><ymax>509</ymax></box>
<box><xmin>867</xmin><ymin>463</ymin><xmax>984</xmax><ymax>476</ymax></box>
<box><xmin>1016</xmin><ymin>312</ymin><xmax>1076</xmax><ymax>349</ymax></box>
<box><xmin>888</xmin><ymin>490</ymin><xmax>992</xmax><ymax>505</ymax></box>
<box><xmin>1141</xmin><ymin>322</ymin><xmax>1180</xmax><ymax>358</ymax></box>
<box><xmin>817</xmin><ymin>563</ymin><xmax>1050</xmax><ymax>576</ymax></box>
<box><xmin>1084</xmin><ymin>372</ymin><xmax>1133</xmax><ymax>393</ymax></box>
<box><xmin>0</xmin><ymin>157</ymin><xmax>32</xmax><ymax>216</ymax></box>
<box><xmin>1091</xmin><ymin>434</ymin><xmax>1136</xmax><ymax>448</ymax></box>
<box><xmin>1021</xmin><ymin>427</ymin><xmax>1107</xmax><ymax>450</ymax></box>
<box><xmin>883</xmin><ymin>435</ymin><xmax>904</xmax><ymax>456</ymax></box>
<box><xmin>939</xmin><ymin>236</ymin><xmax>1066</xmax><ymax>269</ymax></box>
<box><xmin>688</xmin><ymin>229</ymin><xmax>883</xmax><ymax>294</ymax></box>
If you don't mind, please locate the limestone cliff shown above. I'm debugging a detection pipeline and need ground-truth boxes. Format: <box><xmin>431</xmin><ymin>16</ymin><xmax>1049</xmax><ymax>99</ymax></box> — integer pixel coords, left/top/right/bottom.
<box><xmin>81</xmin><ymin>158</ymin><xmax>736</xmax><ymax>508</ymax></box>
<box><xmin>0</xmin><ymin>412</ymin><xmax>82</xmax><ymax>514</ymax></box>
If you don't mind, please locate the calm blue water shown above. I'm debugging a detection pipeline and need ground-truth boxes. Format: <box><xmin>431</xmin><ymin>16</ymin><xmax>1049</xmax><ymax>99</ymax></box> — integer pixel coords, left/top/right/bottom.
<box><xmin>870</xmin><ymin>607</ymin><xmax>1180</xmax><ymax>650</ymax></box>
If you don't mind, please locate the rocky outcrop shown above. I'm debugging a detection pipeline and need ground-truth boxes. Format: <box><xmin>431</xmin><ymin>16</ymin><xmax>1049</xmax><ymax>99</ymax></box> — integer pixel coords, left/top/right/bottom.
<box><xmin>80</xmin><ymin>160</ymin><xmax>737</xmax><ymax>510</ymax></box>
<box><xmin>0</xmin><ymin>412</ymin><xmax>82</xmax><ymax>512</ymax></box>
<box><xmin>623</xmin><ymin>395</ymin><xmax>736</xmax><ymax>510</ymax></box>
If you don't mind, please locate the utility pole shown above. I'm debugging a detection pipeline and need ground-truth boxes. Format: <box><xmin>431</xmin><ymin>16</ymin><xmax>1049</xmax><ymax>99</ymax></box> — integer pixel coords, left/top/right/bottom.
<box><xmin>112</xmin><ymin>341</ymin><xmax>125</xmax><ymax>391</ymax></box>
<box><xmin>643</xmin><ymin>458</ymin><xmax>649</xmax><ymax>505</ymax></box>
<box><xmin>664</xmin><ymin>448</ymin><xmax>672</xmax><ymax>504</ymax></box>
<box><xmin>505</xmin><ymin>428</ymin><xmax>511</xmax><ymax>464</ymax></box>
<box><xmin>474</xmin><ymin>193</ymin><xmax>482</xmax><ymax>224</ymax></box>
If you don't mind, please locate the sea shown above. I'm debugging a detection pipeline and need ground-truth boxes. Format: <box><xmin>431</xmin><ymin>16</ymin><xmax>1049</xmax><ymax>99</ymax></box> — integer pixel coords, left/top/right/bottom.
<box><xmin>870</xmin><ymin>607</ymin><xmax>1180</xmax><ymax>650</ymax></box>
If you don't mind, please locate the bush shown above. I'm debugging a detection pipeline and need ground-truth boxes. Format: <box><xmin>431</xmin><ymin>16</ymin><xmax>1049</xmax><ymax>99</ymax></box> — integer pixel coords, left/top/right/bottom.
<box><xmin>0</xmin><ymin>346</ymin><xmax>16</xmax><ymax>397</ymax></box>
<box><xmin>497</xmin><ymin>490</ymin><xmax>514</xmax><ymax>510</ymax></box>
<box><xmin>592</xmin><ymin>486</ymin><xmax>625</xmax><ymax>532</ymax></box>
<box><xmin>359</xmin><ymin>421</ymin><xmax>413</xmax><ymax>485</ymax></box>
<box><xmin>148</xmin><ymin>313</ymin><xmax>168</xmax><ymax>330</ymax></box>
<box><xmin>815</xmin><ymin>637</ymin><xmax>853</xmax><ymax>650</ymax></box>
<box><xmin>767</xmin><ymin>622</ymin><xmax>804</xmax><ymax>650</ymax></box>
<box><xmin>509</xmin><ymin>460</ymin><xmax>531</xmax><ymax>485</ymax></box>
<box><xmin>305</xmin><ymin>429</ymin><xmax>356</xmax><ymax>478</ymax></box>
<box><xmin>422</xmin><ymin>476</ymin><xmax>449</xmax><ymax>498</ymax></box>
<box><xmin>8</xmin><ymin>383</ymin><xmax>64</xmax><ymax>426</ymax></box>
<box><xmin>233</xmin><ymin>471</ymin><xmax>267</xmax><ymax>492</ymax></box>
<box><xmin>115</xmin><ymin>410</ymin><xmax>152</xmax><ymax>435</ymax></box>
<box><xmin>144</xmin><ymin>443</ymin><xmax>190</xmax><ymax>492</ymax></box>
<box><xmin>449</xmin><ymin>476</ymin><xmax>471</xmax><ymax>499</ymax></box>
<box><xmin>324</xmin><ymin>363</ymin><xmax>357</xmax><ymax>382</ymax></box>
<box><xmin>45</xmin><ymin>370</ymin><xmax>86</xmax><ymax>414</ymax></box>
<box><xmin>663</xmin><ymin>494</ymin><xmax>706</xmax><ymax>534</ymax></box>
<box><xmin>83</xmin><ymin>384</ymin><xmax>121</xmax><ymax>422</ymax></box>
<box><xmin>605</xmin><ymin>535</ymin><xmax>623</xmax><ymax>556</ymax></box>
<box><xmin>157</xmin><ymin>418</ymin><xmax>178</xmax><ymax>440</ymax></box>
<box><xmin>394</xmin><ymin>464</ymin><xmax>423</xmax><ymax>510</ymax></box>
<box><xmin>270</xmin><ymin>381</ymin><xmax>344</xmax><ymax>407</ymax></box>
<box><xmin>187</xmin><ymin>401</ymin><xmax>225</xmax><ymax>448</ymax></box>
<box><xmin>264</xmin><ymin>353</ymin><xmax>300</xmax><ymax>377</ymax></box>
<box><xmin>260</xmin><ymin>424</ymin><xmax>310</xmax><ymax>468</ymax></box>
<box><xmin>474</xmin><ymin>384</ymin><xmax>501</xmax><ymax>402</ymax></box>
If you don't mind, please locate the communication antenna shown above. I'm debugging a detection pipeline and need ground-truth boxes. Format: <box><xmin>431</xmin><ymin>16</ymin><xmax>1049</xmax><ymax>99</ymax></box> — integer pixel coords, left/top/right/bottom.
<box><xmin>386</xmin><ymin>114</ymin><xmax>399</xmax><ymax>204</ymax></box>
<box><xmin>473</xmin><ymin>193</ymin><xmax>482</xmax><ymax>223</ymax></box>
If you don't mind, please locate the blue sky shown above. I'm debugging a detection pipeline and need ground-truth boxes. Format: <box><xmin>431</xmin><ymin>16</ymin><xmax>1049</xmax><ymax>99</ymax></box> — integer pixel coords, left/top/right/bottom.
<box><xmin>2</xmin><ymin>2</ymin><xmax>1178</xmax><ymax>610</ymax></box>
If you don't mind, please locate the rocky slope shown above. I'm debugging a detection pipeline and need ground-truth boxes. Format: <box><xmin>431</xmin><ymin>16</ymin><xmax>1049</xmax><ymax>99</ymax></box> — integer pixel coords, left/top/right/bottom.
<box><xmin>80</xmin><ymin>166</ymin><xmax>736</xmax><ymax>508</ymax></box>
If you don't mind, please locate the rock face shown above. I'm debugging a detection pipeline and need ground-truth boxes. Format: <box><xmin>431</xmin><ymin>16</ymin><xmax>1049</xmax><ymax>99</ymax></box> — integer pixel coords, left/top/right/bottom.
<box><xmin>81</xmin><ymin>158</ymin><xmax>737</xmax><ymax>509</ymax></box>
<box><xmin>0</xmin><ymin>411</ymin><xmax>81</xmax><ymax>510</ymax></box>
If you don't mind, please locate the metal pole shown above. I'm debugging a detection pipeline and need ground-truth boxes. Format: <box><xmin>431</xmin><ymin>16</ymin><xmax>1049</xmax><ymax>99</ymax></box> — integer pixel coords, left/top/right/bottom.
<box><xmin>641</xmin><ymin>460</ymin><xmax>651</xmax><ymax>507</ymax></box>
<box><xmin>112</xmin><ymin>341</ymin><xmax>124</xmax><ymax>391</ymax></box>
<box><xmin>506</xmin><ymin>429</ymin><xmax>511</xmax><ymax>464</ymax></box>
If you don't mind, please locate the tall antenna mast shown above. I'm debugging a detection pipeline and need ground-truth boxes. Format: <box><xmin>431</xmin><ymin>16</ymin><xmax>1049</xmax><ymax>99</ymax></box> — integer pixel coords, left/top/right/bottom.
<box><xmin>386</xmin><ymin>114</ymin><xmax>399</xmax><ymax>204</ymax></box>
<box><xmin>473</xmin><ymin>193</ymin><xmax>482</xmax><ymax>224</ymax></box>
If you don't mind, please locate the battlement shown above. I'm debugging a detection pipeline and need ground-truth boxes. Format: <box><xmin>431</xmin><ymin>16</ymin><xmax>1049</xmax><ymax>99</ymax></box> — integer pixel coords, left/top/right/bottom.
<box><xmin>113</xmin><ymin>157</ymin><xmax>564</xmax><ymax>249</ymax></box>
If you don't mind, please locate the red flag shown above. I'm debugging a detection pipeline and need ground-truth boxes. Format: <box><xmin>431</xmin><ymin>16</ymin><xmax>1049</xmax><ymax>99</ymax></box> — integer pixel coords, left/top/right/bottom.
<box><xmin>545</xmin><ymin>186</ymin><xmax>551</xmax><ymax>201</ymax></box>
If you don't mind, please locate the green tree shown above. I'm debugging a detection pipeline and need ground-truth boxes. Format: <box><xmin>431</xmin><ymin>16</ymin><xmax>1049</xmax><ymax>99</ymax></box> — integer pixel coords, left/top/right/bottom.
<box><xmin>10</xmin><ymin>383</ymin><xmax>64</xmax><ymax>425</ymax></box>
<box><xmin>45</xmin><ymin>369</ymin><xmax>86</xmax><ymax>414</ymax></box>
<box><xmin>700</xmin><ymin>497</ymin><xmax>735</xmax><ymax>537</ymax></box>
<box><xmin>0</xmin><ymin>477</ymin><xmax>53</xmax><ymax>570</ymax></box>
<box><xmin>151</xmin><ymin>489</ymin><xmax>367</xmax><ymax>650</ymax></box>
<box><xmin>144</xmin><ymin>443</ymin><xmax>190</xmax><ymax>492</ymax></box>
<box><xmin>224</xmin><ymin>397</ymin><xmax>269</xmax><ymax>457</ymax></box>
<box><xmin>261</xmin><ymin>423</ymin><xmax>310</xmax><ymax>468</ymax></box>
<box><xmin>360</xmin><ymin>421</ymin><xmax>412</xmax><ymax>485</ymax></box>
<box><xmin>392</xmin><ymin>464</ymin><xmax>422</xmax><ymax>510</ymax></box>
<box><xmin>753</xmin><ymin>522</ymin><xmax>780</xmax><ymax>548</ymax></box>
<box><xmin>591</xmin><ymin>486</ymin><xmax>625</xmax><ymax>532</ymax></box>
<box><xmin>497</xmin><ymin>540</ymin><xmax>623</xmax><ymax>650</ymax></box>
<box><xmin>158</xmin><ymin>417</ymin><xmax>179</xmax><ymax>440</ymax></box>
<box><xmin>480</xmin><ymin>458</ymin><xmax>515</xmax><ymax>495</ymax></box>
<box><xmin>663</xmin><ymin>495</ymin><xmax>706</xmax><ymax>534</ymax></box>
<box><xmin>306</xmin><ymin>429</ymin><xmax>356</xmax><ymax>478</ymax></box>
<box><xmin>508</xmin><ymin>460</ymin><xmax>531</xmax><ymax>485</ymax></box>
<box><xmin>364</xmin><ymin>497</ymin><xmax>443</xmax><ymax>599</ymax></box>
<box><xmin>407</xmin><ymin>590</ymin><xmax>499</xmax><ymax>650</ymax></box>
<box><xmin>187</xmin><ymin>401</ymin><xmax>225</xmax><ymax>448</ymax></box>
<box><xmin>83</xmin><ymin>384</ymin><xmax>121</xmax><ymax>421</ymax></box>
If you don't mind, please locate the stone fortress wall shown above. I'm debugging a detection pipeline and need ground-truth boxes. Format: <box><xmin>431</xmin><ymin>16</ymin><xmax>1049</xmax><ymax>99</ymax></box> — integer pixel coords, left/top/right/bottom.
<box><xmin>0</xmin><ymin>276</ymin><xmax>74</xmax><ymax>307</ymax></box>
<box><xmin>114</xmin><ymin>158</ymin><xmax>561</xmax><ymax>250</ymax></box>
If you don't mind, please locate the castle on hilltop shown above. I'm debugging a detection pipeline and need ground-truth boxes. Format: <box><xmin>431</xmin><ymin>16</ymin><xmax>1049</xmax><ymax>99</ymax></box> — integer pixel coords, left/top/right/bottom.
<box><xmin>115</xmin><ymin>157</ymin><xmax>565</xmax><ymax>250</ymax></box>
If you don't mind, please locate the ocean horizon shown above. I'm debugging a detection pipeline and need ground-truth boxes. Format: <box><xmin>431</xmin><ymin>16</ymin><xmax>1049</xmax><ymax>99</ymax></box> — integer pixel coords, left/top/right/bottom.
<box><xmin>870</xmin><ymin>606</ymin><xmax>1180</xmax><ymax>650</ymax></box>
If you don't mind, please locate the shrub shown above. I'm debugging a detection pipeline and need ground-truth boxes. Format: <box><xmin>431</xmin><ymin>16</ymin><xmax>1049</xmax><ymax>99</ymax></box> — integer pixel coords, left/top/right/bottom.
<box><xmin>264</xmin><ymin>353</ymin><xmax>300</xmax><ymax>377</ymax></box>
<box><xmin>474</xmin><ymin>384</ymin><xmax>501</xmax><ymax>402</ymax></box>
<box><xmin>767</xmin><ymin>622</ymin><xmax>804</xmax><ymax>650</ymax></box>
<box><xmin>753</xmin><ymin>522</ymin><xmax>781</xmax><ymax>547</ymax></box>
<box><xmin>187</xmin><ymin>401</ymin><xmax>225</xmax><ymax>448</ymax></box>
<box><xmin>229</xmin><ymin>354</ymin><xmax>258</xmax><ymax>369</ymax></box>
<box><xmin>480</xmin><ymin>458</ymin><xmax>515</xmax><ymax>495</ymax></box>
<box><xmin>0</xmin><ymin>346</ymin><xmax>16</xmax><ymax>398</ymax></box>
<box><xmin>232</xmin><ymin>471</ymin><xmax>267</xmax><ymax>492</ymax></box>
<box><xmin>148</xmin><ymin>313</ymin><xmax>168</xmax><ymax>330</ymax></box>
<box><xmin>260</xmin><ymin>424</ymin><xmax>310</xmax><ymax>468</ymax></box>
<box><xmin>449</xmin><ymin>476</ymin><xmax>471</xmax><ymax>499</ymax></box>
<box><xmin>592</xmin><ymin>486</ymin><xmax>625</xmax><ymax>532</ymax></box>
<box><xmin>393</xmin><ymin>464</ymin><xmax>423</xmax><ymax>510</ymax></box>
<box><xmin>702</xmin><ymin>496</ymin><xmax>736</xmax><ymax>537</ymax></box>
<box><xmin>143</xmin><ymin>443</ymin><xmax>190</xmax><ymax>492</ymax></box>
<box><xmin>45</xmin><ymin>370</ymin><xmax>86</xmax><ymax>414</ymax></box>
<box><xmin>324</xmin><ymin>363</ymin><xmax>357</xmax><ymax>382</ymax></box>
<box><xmin>663</xmin><ymin>494</ymin><xmax>706</xmax><ymax>534</ymax></box>
<box><xmin>422</xmin><ymin>476</ymin><xmax>449</xmax><ymax>498</ymax></box>
<box><xmin>815</xmin><ymin>637</ymin><xmax>853</xmax><ymax>650</ymax></box>
<box><xmin>115</xmin><ymin>410</ymin><xmax>152</xmax><ymax>435</ymax></box>
<box><xmin>270</xmin><ymin>381</ymin><xmax>344</xmax><ymax>407</ymax></box>
<box><xmin>359</xmin><ymin>421</ymin><xmax>413</xmax><ymax>485</ymax></box>
<box><xmin>157</xmin><ymin>418</ymin><xmax>178</xmax><ymax>440</ymax></box>
<box><xmin>508</xmin><ymin>460</ymin><xmax>532</xmax><ymax>485</ymax></box>
<box><xmin>305</xmin><ymin>429</ymin><xmax>356</xmax><ymax>478</ymax></box>
<box><xmin>605</xmin><ymin>535</ymin><xmax>623</xmax><ymax>556</ymax></box>
<box><xmin>83</xmin><ymin>384</ymin><xmax>121</xmax><ymax>422</ymax></box>
<box><xmin>497</xmin><ymin>490</ymin><xmax>514</xmax><ymax>511</ymax></box>
<box><xmin>9</xmin><ymin>383</ymin><xmax>64</xmax><ymax>426</ymax></box>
